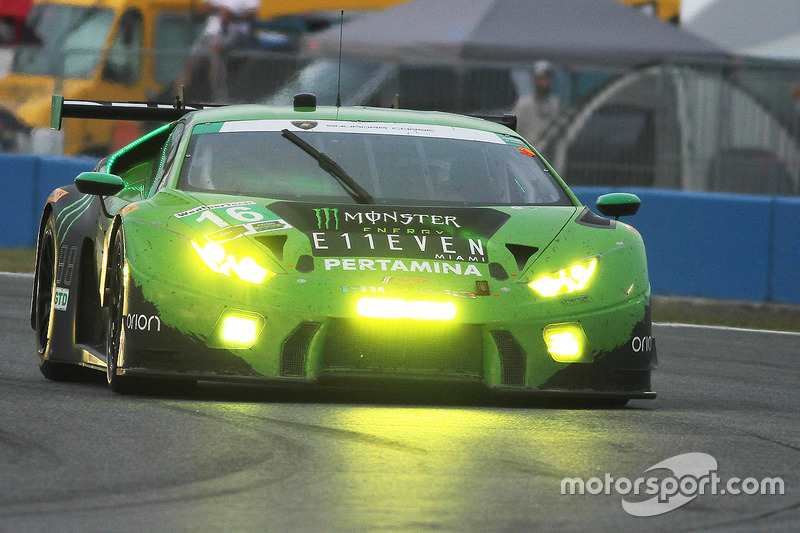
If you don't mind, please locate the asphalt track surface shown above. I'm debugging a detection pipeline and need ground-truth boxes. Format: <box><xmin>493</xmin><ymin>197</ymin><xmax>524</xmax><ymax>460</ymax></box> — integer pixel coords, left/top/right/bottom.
<box><xmin>1</xmin><ymin>272</ymin><xmax>798</xmax><ymax>532</ymax></box>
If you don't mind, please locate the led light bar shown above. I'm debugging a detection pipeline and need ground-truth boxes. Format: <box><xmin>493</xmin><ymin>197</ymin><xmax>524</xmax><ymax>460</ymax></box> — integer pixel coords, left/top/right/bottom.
<box><xmin>356</xmin><ymin>298</ymin><xmax>456</xmax><ymax>320</ymax></box>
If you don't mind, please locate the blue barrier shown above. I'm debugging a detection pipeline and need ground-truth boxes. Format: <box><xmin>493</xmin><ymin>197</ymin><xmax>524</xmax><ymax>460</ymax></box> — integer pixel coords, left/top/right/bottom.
<box><xmin>0</xmin><ymin>154</ymin><xmax>94</xmax><ymax>247</ymax></box>
<box><xmin>0</xmin><ymin>157</ymin><xmax>797</xmax><ymax>305</ymax></box>
<box><xmin>0</xmin><ymin>155</ymin><xmax>39</xmax><ymax>247</ymax></box>
<box><xmin>575</xmin><ymin>187</ymin><xmax>796</xmax><ymax>305</ymax></box>
<box><xmin>771</xmin><ymin>197</ymin><xmax>800</xmax><ymax>304</ymax></box>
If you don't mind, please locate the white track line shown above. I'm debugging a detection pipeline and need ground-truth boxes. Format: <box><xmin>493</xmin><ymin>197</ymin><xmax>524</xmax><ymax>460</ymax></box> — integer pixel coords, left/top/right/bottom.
<box><xmin>654</xmin><ymin>322</ymin><xmax>800</xmax><ymax>337</ymax></box>
<box><xmin>0</xmin><ymin>271</ymin><xmax>33</xmax><ymax>280</ymax></box>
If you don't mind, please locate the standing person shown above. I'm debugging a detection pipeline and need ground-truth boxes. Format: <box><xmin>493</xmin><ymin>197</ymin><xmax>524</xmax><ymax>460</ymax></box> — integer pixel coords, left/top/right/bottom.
<box><xmin>513</xmin><ymin>60</ymin><xmax>560</xmax><ymax>144</ymax></box>
<box><xmin>175</xmin><ymin>0</ymin><xmax>259</xmax><ymax>100</ymax></box>
<box><xmin>792</xmin><ymin>83</ymin><xmax>800</xmax><ymax>141</ymax></box>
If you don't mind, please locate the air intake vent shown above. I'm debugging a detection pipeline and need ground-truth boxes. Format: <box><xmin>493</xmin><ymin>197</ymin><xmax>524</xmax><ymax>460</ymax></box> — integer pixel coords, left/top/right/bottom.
<box><xmin>491</xmin><ymin>330</ymin><xmax>526</xmax><ymax>386</ymax></box>
<box><xmin>489</xmin><ymin>262</ymin><xmax>509</xmax><ymax>281</ymax></box>
<box><xmin>505</xmin><ymin>244</ymin><xmax>539</xmax><ymax>271</ymax></box>
<box><xmin>281</xmin><ymin>322</ymin><xmax>320</xmax><ymax>377</ymax></box>
<box><xmin>323</xmin><ymin>319</ymin><xmax>483</xmax><ymax>376</ymax></box>
<box><xmin>255</xmin><ymin>234</ymin><xmax>288</xmax><ymax>261</ymax></box>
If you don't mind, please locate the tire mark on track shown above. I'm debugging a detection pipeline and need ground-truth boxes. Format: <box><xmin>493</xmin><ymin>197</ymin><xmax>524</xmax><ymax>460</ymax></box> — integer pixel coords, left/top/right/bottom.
<box><xmin>0</xmin><ymin>427</ymin><xmax>303</xmax><ymax>517</ymax></box>
<box><xmin>0</xmin><ymin>428</ymin><xmax>60</xmax><ymax>466</ymax></box>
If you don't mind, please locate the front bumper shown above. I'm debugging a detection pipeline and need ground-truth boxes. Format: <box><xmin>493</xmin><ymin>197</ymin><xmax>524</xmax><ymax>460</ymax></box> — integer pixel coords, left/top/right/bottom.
<box><xmin>118</xmin><ymin>267</ymin><xmax>657</xmax><ymax>399</ymax></box>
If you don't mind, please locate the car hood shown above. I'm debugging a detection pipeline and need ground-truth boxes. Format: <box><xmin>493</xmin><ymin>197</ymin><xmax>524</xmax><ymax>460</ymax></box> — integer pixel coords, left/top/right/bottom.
<box><xmin>156</xmin><ymin>192</ymin><xmax>578</xmax><ymax>282</ymax></box>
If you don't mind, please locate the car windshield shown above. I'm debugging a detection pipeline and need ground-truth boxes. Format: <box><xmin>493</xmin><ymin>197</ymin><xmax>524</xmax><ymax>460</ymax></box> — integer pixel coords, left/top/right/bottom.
<box><xmin>12</xmin><ymin>4</ymin><xmax>114</xmax><ymax>78</ymax></box>
<box><xmin>177</xmin><ymin>120</ymin><xmax>571</xmax><ymax>206</ymax></box>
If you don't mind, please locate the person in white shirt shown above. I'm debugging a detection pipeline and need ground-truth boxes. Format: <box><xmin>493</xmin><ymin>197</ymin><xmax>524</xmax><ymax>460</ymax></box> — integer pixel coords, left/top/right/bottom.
<box><xmin>513</xmin><ymin>60</ymin><xmax>560</xmax><ymax>145</ymax></box>
<box><xmin>176</xmin><ymin>0</ymin><xmax>259</xmax><ymax>99</ymax></box>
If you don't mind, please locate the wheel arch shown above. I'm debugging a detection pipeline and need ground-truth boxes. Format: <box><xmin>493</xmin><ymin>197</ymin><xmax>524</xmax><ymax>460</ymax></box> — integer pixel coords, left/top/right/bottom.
<box><xmin>99</xmin><ymin>215</ymin><xmax>124</xmax><ymax>309</ymax></box>
<box><xmin>30</xmin><ymin>203</ymin><xmax>55</xmax><ymax>329</ymax></box>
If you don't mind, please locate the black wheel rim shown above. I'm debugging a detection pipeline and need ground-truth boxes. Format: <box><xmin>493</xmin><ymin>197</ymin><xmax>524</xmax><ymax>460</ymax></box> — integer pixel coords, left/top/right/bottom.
<box><xmin>35</xmin><ymin>230</ymin><xmax>55</xmax><ymax>355</ymax></box>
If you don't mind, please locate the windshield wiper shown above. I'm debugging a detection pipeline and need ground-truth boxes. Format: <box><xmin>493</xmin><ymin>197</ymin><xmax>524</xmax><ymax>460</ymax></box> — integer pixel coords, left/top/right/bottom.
<box><xmin>281</xmin><ymin>129</ymin><xmax>374</xmax><ymax>204</ymax></box>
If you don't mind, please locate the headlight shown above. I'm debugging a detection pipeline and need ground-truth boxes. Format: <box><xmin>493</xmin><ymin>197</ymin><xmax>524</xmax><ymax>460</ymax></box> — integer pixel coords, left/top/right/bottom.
<box><xmin>191</xmin><ymin>240</ymin><xmax>276</xmax><ymax>284</ymax></box>
<box><xmin>528</xmin><ymin>257</ymin><xmax>598</xmax><ymax>297</ymax></box>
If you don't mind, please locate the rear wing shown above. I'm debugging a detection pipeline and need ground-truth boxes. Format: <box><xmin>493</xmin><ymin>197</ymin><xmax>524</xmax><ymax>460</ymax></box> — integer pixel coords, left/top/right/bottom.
<box><xmin>50</xmin><ymin>94</ymin><xmax>518</xmax><ymax>132</ymax></box>
<box><xmin>50</xmin><ymin>94</ymin><xmax>223</xmax><ymax>130</ymax></box>
<box><xmin>471</xmin><ymin>113</ymin><xmax>517</xmax><ymax>132</ymax></box>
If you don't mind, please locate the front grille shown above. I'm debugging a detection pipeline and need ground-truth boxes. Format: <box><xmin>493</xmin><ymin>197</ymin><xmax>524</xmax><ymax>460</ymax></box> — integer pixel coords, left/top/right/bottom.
<box><xmin>491</xmin><ymin>330</ymin><xmax>527</xmax><ymax>386</ymax></box>
<box><xmin>281</xmin><ymin>322</ymin><xmax>321</xmax><ymax>377</ymax></box>
<box><xmin>322</xmin><ymin>319</ymin><xmax>483</xmax><ymax>376</ymax></box>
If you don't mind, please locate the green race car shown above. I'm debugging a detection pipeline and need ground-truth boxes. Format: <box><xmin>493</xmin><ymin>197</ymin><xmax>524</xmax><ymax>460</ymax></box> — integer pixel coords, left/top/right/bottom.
<box><xmin>32</xmin><ymin>94</ymin><xmax>656</xmax><ymax>402</ymax></box>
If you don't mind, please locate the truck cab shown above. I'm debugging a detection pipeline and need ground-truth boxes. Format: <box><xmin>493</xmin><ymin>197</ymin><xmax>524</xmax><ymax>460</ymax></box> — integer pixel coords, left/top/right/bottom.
<box><xmin>0</xmin><ymin>0</ymin><xmax>208</xmax><ymax>155</ymax></box>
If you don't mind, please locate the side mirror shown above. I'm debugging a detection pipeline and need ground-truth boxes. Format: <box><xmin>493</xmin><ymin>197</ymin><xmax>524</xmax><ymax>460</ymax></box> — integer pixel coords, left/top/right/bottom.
<box><xmin>75</xmin><ymin>172</ymin><xmax>125</xmax><ymax>196</ymax></box>
<box><xmin>595</xmin><ymin>193</ymin><xmax>641</xmax><ymax>220</ymax></box>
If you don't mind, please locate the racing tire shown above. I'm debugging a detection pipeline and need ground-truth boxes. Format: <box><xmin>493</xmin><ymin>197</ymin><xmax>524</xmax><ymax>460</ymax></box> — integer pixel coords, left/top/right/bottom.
<box><xmin>34</xmin><ymin>215</ymin><xmax>87</xmax><ymax>381</ymax></box>
<box><xmin>106</xmin><ymin>226</ymin><xmax>143</xmax><ymax>394</ymax></box>
<box><xmin>105</xmin><ymin>227</ymin><xmax>196</xmax><ymax>395</ymax></box>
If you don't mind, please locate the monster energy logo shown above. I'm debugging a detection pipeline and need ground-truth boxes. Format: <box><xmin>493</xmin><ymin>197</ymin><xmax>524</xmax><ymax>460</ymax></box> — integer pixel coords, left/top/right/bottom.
<box><xmin>314</xmin><ymin>208</ymin><xmax>339</xmax><ymax>230</ymax></box>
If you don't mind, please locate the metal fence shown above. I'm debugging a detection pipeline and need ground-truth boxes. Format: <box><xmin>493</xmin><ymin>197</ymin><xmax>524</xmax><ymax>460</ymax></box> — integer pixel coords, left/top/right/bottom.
<box><xmin>1</xmin><ymin>42</ymin><xmax>799</xmax><ymax>197</ymax></box>
<box><xmin>538</xmin><ymin>60</ymin><xmax>800</xmax><ymax>197</ymax></box>
<box><xmin>213</xmin><ymin>53</ymin><xmax>800</xmax><ymax>197</ymax></box>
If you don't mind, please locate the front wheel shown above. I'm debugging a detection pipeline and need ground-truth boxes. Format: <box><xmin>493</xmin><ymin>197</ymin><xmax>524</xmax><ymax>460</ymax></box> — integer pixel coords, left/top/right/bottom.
<box><xmin>105</xmin><ymin>226</ymin><xmax>142</xmax><ymax>394</ymax></box>
<box><xmin>105</xmin><ymin>226</ymin><xmax>197</xmax><ymax>396</ymax></box>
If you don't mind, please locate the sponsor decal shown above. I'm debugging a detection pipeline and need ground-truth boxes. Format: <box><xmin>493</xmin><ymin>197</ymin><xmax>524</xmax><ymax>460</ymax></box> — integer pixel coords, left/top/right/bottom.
<box><xmin>206</xmin><ymin>219</ymin><xmax>291</xmax><ymax>242</ymax></box>
<box><xmin>125</xmin><ymin>313</ymin><xmax>162</xmax><ymax>332</ymax></box>
<box><xmin>517</xmin><ymin>146</ymin><xmax>536</xmax><ymax>157</ymax></box>
<box><xmin>291</xmin><ymin>120</ymin><xmax>318</xmax><ymax>130</ymax></box>
<box><xmin>380</xmin><ymin>277</ymin><xmax>430</xmax><ymax>285</ymax></box>
<box><xmin>119</xmin><ymin>203</ymin><xmax>140</xmax><ymax>216</ymax></box>
<box><xmin>56</xmin><ymin>245</ymin><xmax>78</xmax><ymax>286</ymax></box>
<box><xmin>631</xmin><ymin>335</ymin><xmax>654</xmax><ymax>353</ymax></box>
<box><xmin>47</xmin><ymin>188</ymin><xmax>69</xmax><ymax>203</ymax></box>
<box><xmin>323</xmin><ymin>258</ymin><xmax>483</xmax><ymax>277</ymax></box>
<box><xmin>560</xmin><ymin>295</ymin><xmax>591</xmax><ymax>306</ymax></box>
<box><xmin>270</xmin><ymin>202</ymin><xmax>509</xmax><ymax>263</ymax></box>
<box><xmin>174</xmin><ymin>201</ymin><xmax>257</xmax><ymax>219</ymax></box>
<box><xmin>313</xmin><ymin>207</ymin><xmax>340</xmax><ymax>230</ymax></box>
<box><xmin>475</xmin><ymin>280</ymin><xmax>491</xmax><ymax>296</ymax></box>
<box><xmin>218</xmin><ymin>120</ymin><xmax>505</xmax><ymax>143</ymax></box>
<box><xmin>340</xmin><ymin>284</ymin><xmax>476</xmax><ymax>299</ymax></box>
<box><xmin>176</xmin><ymin>202</ymin><xmax>290</xmax><ymax>243</ymax></box>
<box><xmin>54</xmin><ymin>287</ymin><xmax>69</xmax><ymax>311</ymax></box>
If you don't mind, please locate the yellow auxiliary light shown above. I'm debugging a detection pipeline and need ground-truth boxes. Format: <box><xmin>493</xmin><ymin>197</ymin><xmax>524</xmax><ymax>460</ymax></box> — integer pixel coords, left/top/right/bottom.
<box><xmin>543</xmin><ymin>322</ymin><xmax>590</xmax><ymax>363</ymax></box>
<box><xmin>222</xmin><ymin>316</ymin><xmax>258</xmax><ymax>345</ymax></box>
<box><xmin>356</xmin><ymin>298</ymin><xmax>457</xmax><ymax>320</ymax></box>
<box><xmin>208</xmin><ymin>310</ymin><xmax>265</xmax><ymax>349</ymax></box>
<box><xmin>192</xmin><ymin>240</ymin><xmax>275</xmax><ymax>284</ymax></box>
<box><xmin>529</xmin><ymin>258</ymin><xmax>598</xmax><ymax>297</ymax></box>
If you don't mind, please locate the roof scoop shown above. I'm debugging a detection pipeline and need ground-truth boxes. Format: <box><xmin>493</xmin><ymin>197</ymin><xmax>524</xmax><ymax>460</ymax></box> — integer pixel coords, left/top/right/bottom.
<box><xmin>294</xmin><ymin>93</ymin><xmax>317</xmax><ymax>112</ymax></box>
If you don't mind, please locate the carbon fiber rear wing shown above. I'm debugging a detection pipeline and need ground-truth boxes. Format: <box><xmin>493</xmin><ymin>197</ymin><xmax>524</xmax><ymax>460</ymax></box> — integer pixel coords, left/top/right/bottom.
<box><xmin>50</xmin><ymin>94</ymin><xmax>223</xmax><ymax>130</ymax></box>
<box><xmin>470</xmin><ymin>113</ymin><xmax>517</xmax><ymax>132</ymax></box>
<box><xmin>50</xmin><ymin>94</ymin><xmax>518</xmax><ymax>132</ymax></box>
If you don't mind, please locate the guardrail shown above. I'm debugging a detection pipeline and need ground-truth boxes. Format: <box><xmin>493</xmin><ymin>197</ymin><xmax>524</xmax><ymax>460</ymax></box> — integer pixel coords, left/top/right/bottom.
<box><xmin>572</xmin><ymin>187</ymin><xmax>800</xmax><ymax>305</ymax></box>
<box><xmin>1</xmin><ymin>154</ymin><xmax>798</xmax><ymax>305</ymax></box>
<box><xmin>0</xmin><ymin>154</ymin><xmax>96</xmax><ymax>247</ymax></box>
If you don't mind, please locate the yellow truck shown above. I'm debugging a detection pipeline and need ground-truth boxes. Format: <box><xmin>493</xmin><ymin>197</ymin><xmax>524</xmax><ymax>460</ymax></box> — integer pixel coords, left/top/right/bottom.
<box><xmin>0</xmin><ymin>0</ymin><xmax>406</xmax><ymax>155</ymax></box>
<box><xmin>618</xmin><ymin>0</ymin><xmax>680</xmax><ymax>24</ymax></box>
